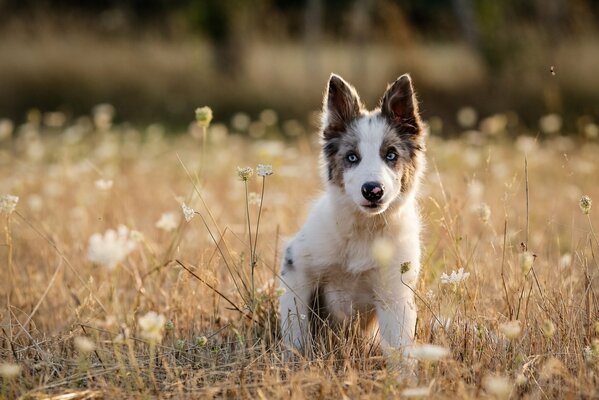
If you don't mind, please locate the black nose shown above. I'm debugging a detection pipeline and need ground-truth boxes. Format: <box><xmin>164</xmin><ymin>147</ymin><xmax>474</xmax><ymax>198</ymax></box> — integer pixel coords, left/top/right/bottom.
<box><xmin>361</xmin><ymin>181</ymin><xmax>384</xmax><ymax>202</ymax></box>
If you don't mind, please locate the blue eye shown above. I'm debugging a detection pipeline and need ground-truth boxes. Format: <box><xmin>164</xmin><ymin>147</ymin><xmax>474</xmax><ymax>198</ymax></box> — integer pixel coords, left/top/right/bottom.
<box><xmin>386</xmin><ymin>151</ymin><xmax>397</xmax><ymax>161</ymax></box>
<box><xmin>347</xmin><ymin>153</ymin><xmax>359</xmax><ymax>163</ymax></box>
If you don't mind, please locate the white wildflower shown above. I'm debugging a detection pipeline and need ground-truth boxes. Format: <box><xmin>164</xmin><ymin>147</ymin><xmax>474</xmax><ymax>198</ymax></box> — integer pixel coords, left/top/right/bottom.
<box><xmin>559</xmin><ymin>253</ymin><xmax>572</xmax><ymax>269</ymax></box>
<box><xmin>94</xmin><ymin>179</ymin><xmax>113</xmax><ymax>191</ymax></box>
<box><xmin>196</xmin><ymin>336</ymin><xmax>208</xmax><ymax>347</ymax></box>
<box><xmin>499</xmin><ymin>320</ymin><xmax>522</xmax><ymax>340</ymax></box>
<box><xmin>0</xmin><ymin>363</ymin><xmax>21</xmax><ymax>379</ymax></box>
<box><xmin>478</xmin><ymin>203</ymin><xmax>491</xmax><ymax>223</ymax></box>
<box><xmin>195</xmin><ymin>106</ymin><xmax>213</xmax><ymax>128</ymax></box>
<box><xmin>156</xmin><ymin>212</ymin><xmax>178</xmax><ymax>232</ymax></box>
<box><xmin>87</xmin><ymin>225</ymin><xmax>137</xmax><ymax>270</ymax></box>
<box><xmin>408</xmin><ymin>344</ymin><xmax>450</xmax><ymax>362</ymax></box>
<box><xmin>256</xmin><ymin>163</ymin><xmax>273</xmax><ymax>177</ymax></box>
<box><xmin>483</xmin><ymin>375</ymin><xmax>512</xmax><ymax>399</ymax></box>
<box><xmin>138</xmin><ymin>311</ymin><xmax>166</xmax><ymax>343</ymax></box>
<box><xmin>182</xmin><ymin>203</ymin><xmax>195</xmax><ymax>222</ymax></box>
<box><xmin>74</xmin><ymin>336</ymin><xmax>96</xmax><ymax>353</ymax></box>
<box><xmin>440</xmin><ymin>267</ymin><xmax>470</xmax><ymax>285</ymax></box>
<box><xmin>0</xmin><ymin>194</ymin><xmax>19</xmax><ymax>214</ymax></box>
<box><xmin>401</xmin><ymin>386</ymin><xmax>431</xmax><ymax>398</ymax></box>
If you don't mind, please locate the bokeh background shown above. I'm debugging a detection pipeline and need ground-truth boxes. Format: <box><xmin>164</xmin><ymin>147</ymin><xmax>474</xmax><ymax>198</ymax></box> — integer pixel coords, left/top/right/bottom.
<box><xmin>1</xmin><ymin>0</ymin><xmax>598</xmax><ymax>134</ymax></box>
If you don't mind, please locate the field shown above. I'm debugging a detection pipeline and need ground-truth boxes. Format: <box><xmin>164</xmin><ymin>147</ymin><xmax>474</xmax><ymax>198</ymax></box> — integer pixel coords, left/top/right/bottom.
<box><xmin>1</xmin><ymin>108</ymin><xmax>598</xmax><ymax>399</ymax></box>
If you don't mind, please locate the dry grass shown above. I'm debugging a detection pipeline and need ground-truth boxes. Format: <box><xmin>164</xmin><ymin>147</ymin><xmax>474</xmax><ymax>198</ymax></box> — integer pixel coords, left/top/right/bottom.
<box><xmin>1</xmin><ymin>111</ymin><xmax>598</xmax><ymax>399</ymax></box>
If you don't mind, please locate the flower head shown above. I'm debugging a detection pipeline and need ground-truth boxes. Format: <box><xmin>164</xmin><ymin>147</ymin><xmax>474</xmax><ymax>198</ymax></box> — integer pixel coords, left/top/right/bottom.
<box><xmin>520</xmin><ymin>251</ymin><xmax>535</xmax><ymax>274</ymax></box>
<box><xmin>196</xmin><ymin>335</ymin><xmax>208</xmax><ymax>347</ymax></box>
<box><xmin>88</xmin><ymin>225</ymin><xmax>137</xmax><ymax>270</ymax></box>
<box><xmin>478</xmin><ymin>203</ymin><xmax>491</xmax><ymax>223</ymax></box>
<box><xmin>401</xmin><ymin>387</ymin><xmax>431</xmax><ymax>398</ymax></box>
<box><xmin>74</xmin><ymin>336</ymin><xmax>96</xmax><ymax>353</ymax></box>
<box><xmin>156</xmin><ymin>212</ymin><xmax>178</xmax><ymax>232</ymax></box>
<box><xmin>440</xmin><ymin>267</ymin><xmax>470</xmax><ymax>285</ymax></box>
<box><xmin>0</xmin><ymin>363</ymin><xmax>21</xmax><ymax>380</ymax></box>
<box><xmin>195</xmin><ymin>106</ymin><xmax>213</xmax><ymax>128</ymax></box>
<box><xmin>138</xmin><ymin>311</ymin><xmax>166</xmax><ymax>343</ymax></box>
<box><xmin>182</xmin><ymin>203</ymin><xmax>195</xmax><ymax>222</ymax></box>
<box><xmin>0</xmin><ymin>194</ymin><xmax>18</xmax><ymax>214</ymax></box>
<box><xmin>237</xmin><ymin>166</ymin><xmax>253</xmax><ymax>181</ymax></box>
<box><xmin>408</xmin><ymin>344</ymin><xmax>450</xmax><ymax>362</ymax></box>
<box><xmin>483</xmin><ymin>375</ymin><xmax>512</xmax><ymax>399</ymax></box>
<box><xmin>580</xmin><ymin>195</ymin><xmax>592</xmax><ymax>215</ymax></box>
<box><xmin>256</xmin><ymin>164</ymin><xmax>273</xmax><ymax>177</ymax></box>
<box><xmin>541</xmin><ymin>319</ymin><xmax>555</xmax><ymax>338</ymax></box>
<box><xmin>95</xmin><ymin>179</ymin><xmax>113</xmax><ymax>191</ymax></box>
<box><xmin>499</xmin><ymin>320</ymin><xmax>522</xmax><ymax>340</ymax></box>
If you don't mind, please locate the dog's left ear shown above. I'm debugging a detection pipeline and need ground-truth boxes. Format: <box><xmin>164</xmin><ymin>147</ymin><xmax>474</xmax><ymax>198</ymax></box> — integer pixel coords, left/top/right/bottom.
<box><xmin>381</xmin><ymin>74</ymin><xmax>422</xmax><ymax>134</ymax></box>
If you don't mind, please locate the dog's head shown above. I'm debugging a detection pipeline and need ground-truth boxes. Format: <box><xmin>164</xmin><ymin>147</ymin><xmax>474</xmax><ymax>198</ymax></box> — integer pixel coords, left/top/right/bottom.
<box><xmin>321</xmin><ymin>73</ymin><xmax>425</xmax><ymax>215</ymax></box>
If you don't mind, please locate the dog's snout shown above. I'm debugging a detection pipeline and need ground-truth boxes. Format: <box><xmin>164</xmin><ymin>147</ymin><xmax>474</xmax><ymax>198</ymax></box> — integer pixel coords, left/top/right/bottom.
<box><xmin>361</xmin><ymin>181</ymin><xmax>384</xmax><ymax>202</ymax></box>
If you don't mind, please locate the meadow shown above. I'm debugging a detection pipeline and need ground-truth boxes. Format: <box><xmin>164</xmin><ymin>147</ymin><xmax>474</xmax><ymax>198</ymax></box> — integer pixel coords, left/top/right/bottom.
<box><xmin>0</xmin><ymin>106</ymin><xmax>598</xmax><ymax>399</ymax></box>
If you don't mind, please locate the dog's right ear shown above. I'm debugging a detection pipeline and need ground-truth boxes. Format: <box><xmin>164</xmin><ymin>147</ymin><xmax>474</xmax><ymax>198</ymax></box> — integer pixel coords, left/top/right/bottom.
<box><xmin>322</xmin><ymin>74</ymin><xmax>362</xmax><ymax>135</ymax></box>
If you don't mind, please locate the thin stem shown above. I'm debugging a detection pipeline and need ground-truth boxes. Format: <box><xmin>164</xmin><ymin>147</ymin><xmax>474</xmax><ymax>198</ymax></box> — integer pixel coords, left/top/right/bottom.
<box><xmin>587</xmin><ymin>214</ymin><xmax>599</xmax><ymax>249</ymax></box>
<box><xmin>253</xmin><ymin>177</ymin><xmax>266</xmax><ymax>257</ymax></box>
<box><xmin>244</xmin><ymin>181</ymin><xmax>254</xmax><ymax>310</ymax></box>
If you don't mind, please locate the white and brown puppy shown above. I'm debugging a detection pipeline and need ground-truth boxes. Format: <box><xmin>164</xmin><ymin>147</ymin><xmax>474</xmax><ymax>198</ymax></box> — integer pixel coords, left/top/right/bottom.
<box><xmin>279</xmin><ymin>73</ymin><xmax>426</xmax><ymax>366</ymax></box>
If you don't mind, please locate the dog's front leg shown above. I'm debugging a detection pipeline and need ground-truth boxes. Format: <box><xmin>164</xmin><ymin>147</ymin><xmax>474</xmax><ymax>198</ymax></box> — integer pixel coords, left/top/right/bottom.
<box><xmin>376</xmin><ymin>290</ymin><xmax>417</xmax><ymax>372</ymax></box>
<box><xmin>279</xmin><ymin>263</ymin><xmax>313</xmax><ymax>351</ymax></box>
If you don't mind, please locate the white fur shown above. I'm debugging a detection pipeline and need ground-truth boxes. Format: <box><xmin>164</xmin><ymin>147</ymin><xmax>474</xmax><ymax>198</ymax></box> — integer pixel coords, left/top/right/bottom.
<box><xmin>279</xmin><ymin>112</ymin><xmax>423</xmax><ymax>369</ymax></box>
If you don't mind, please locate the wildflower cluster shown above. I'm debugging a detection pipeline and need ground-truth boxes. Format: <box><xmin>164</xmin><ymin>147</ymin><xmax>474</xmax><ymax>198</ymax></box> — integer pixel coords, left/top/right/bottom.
<box><xmin>0</xmin><ymin>194</ymin><xmax>18</xmax><ymax>214</ymax></box>
<box><xmin>87</xmin><ymin>225</ymin><xmax>137</xmax><ymax>270</ymax></box>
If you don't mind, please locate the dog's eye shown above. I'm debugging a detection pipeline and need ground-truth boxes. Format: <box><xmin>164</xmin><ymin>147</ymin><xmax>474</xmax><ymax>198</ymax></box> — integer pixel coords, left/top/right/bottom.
<box><xmin>386</xmin><ymin>151</ymin><xmax>397</xmax><ymax>161</ymax></box>
<box><xmin>346</xmin><ymin>153</ymin><xmax>359</xmax><ymax>163</ymax></box>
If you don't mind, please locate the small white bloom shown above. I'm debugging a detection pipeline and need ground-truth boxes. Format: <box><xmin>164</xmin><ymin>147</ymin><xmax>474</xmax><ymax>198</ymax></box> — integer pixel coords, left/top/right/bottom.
<box><xmin>408</xmin><ymin>344</ymin><xmax>450</xmax><ymax>362</ymax></box>
<box><xmin>0</xmin><ymin>194</ymin><xmax>19</xmax><ymax>214</ymax></box>
<box><xmin>559</xmin><ymin>253</ymin><xmax>572</xmax><ymax>269</ymax></box>
<box><xmin>256</xmin><ymin>164</ymin><xmax>273</xmax><ymax>177</ymax></box>
<box><xmin>300</xmin><ymin>314</ymin><xmax>306</xmax><ymax>320</ymax></box>
<box><xmin>401</xmin><ymin>386</ymin><xmax>431</xmax><ymax>398</ymax></box>
<box><xmin>182</xmin><ymin>203</ymin><xmax>195</xmax><ymax>222</ymax></box>
<box><xmin>156</xmin><ymin>212</ymin><xmax>178</xmax><ymax>232</ymax></box>
<box><xmin>440</xmin><ymin>267</ymin><xmax>470</xmax><ymax>285</ymax></box>
<box><xmin>74</xmin><ymin>336</ymin><xmax>96</xmax><ymax>353</ymax></box>
<box><xmin>87</xmin><ymin>225</ymin><xmax>137</xmax><ymax>270</ymax></box>
<box><xmin>483</xmin><ymin>375</ymin><xmax>512</xmax><ymax>399</ymax></box>
<box><xmin>138</xmin><ymin>311</ymin><xmax>166</xmax><ymax>343</ymax></box>
<box><xmin>94</xmin><ymin>179</ymin><xmax>113</xmax><ymax>191</ymax></box>
<box><xmin>478</xmin><ymin>203</ymin><xmax>491</xmax><ymax>223</ymax></box>
<box><xmin>499</xmin><ymin>320</ymin><xmax>522</xmax><ymax>340</ymax></box>
<box><xmin>0</xmin><ymin>363</ymin><xmax>21</xmax><ymax>379</ymax></box>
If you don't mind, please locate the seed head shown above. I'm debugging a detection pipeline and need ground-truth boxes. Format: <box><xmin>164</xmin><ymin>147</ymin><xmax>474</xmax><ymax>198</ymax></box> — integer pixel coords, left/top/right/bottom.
<box><xmin>237</xmin><ymin>166</ymin><xmax>253</xmax><ymax>181</ymax></box>
<box><xmin>175</xmin><ymin>339</ymin><xmax>186</xmax><ymax>351</ymax></box>
<box><xmin>478</xmin><ymin>203</ymin><xmax>491</xmax><ymax>223</ymax></box>
<box><xmin>0</xmin><ymin>363</ymin><xmax>21</xmax><ymax>380</ymax></box>
<box><xmin>483</xmin><ymin>375</ymin><xmax>512</xmax><ymax>400</ymax></box>
<box><xmin>74</xmin><ymin>336</ymin><xmax>96</xmax><ymax>353</ymax></box>
<box><xmin>182</xmin><ymin>203</ymin><xmax>195</xmax><ymax>222</ymax></box>
<box><xmin>580</xmin><ymin>195</ymin><xmax>592</xmax><ymax>215</ymax></box>
<box><xmin>499</xmin><ymin>320</ymin><xmax>522</xmax><ymax>340</ymax></box>
<box><xmin>165</xmin><ymin>320</ymin><xmax>174</xmax><ymax>331</ymax></box>
<box><xmin>520</xmin><ymin>251</ymin><xmax>535</xmax><ymax>275</ymax></box>
<box><xmin>196</xmin><ymin>335</ymin><xmax>208</xmax><ymax>347</ymax></box>
<box><xmin>195</xmin><ymin>106</ymin><xmax>213</xmax><ymax>128</ymax></box>
<box><xmin>87</xmin><ymin>225</ymin><xmax>137</xmax><ymax>270</ymax></box>
<box><xmin>0</xmin><ymin>194</ymin><xmax>18</xmax><ymax>214</ymax></box>
<box><xmin>541</xmin><ymin>319</ymin><xmax>555</xmax><ymax>338</ymax></box>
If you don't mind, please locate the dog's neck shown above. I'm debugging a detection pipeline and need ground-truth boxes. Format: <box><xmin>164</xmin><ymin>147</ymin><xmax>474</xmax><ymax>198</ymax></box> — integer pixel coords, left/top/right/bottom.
<box><xmin>326</xmin><ymin>186</ymin><xmax>419</xmax><ymax>238</ymax></box>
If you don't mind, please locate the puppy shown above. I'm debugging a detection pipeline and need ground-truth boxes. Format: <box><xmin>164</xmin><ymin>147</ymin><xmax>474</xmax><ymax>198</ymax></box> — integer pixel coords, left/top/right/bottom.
<box><xmin>279</xmin><ymin>73</ymin><xmax>425</xmax><ymax>367</ymax></box>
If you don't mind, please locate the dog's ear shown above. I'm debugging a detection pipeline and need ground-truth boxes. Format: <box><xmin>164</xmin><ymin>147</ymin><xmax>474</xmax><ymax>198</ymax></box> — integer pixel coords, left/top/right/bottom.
<box><xmin>322</xmin><ymin>74</ymin><xmax>362</xmax><ymax>134</ymax></box>
<box><xmin>381</xmin><ymin>74</ymin><xmax>421</xmax><ymax>134</ymax></box>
